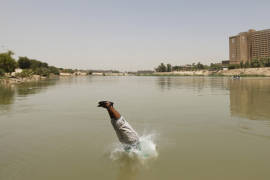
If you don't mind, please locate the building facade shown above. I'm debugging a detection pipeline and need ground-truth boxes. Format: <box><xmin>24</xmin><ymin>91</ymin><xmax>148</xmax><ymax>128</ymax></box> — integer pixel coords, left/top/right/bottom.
<box><xmin>229</xmin><ymin>29</ymin><xmax>270</xmax><ymax>64</ymax></box>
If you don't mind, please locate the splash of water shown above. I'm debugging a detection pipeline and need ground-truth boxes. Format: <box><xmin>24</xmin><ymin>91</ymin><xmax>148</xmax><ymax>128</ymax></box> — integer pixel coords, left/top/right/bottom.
<box><xmin>109</xmin><ymin>133</ymin><xmax>158</xmax><ymax>162</ymax></box>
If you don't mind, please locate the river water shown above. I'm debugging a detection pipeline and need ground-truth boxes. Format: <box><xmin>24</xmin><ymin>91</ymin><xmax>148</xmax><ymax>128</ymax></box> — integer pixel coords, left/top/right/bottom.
<box><xmin>0</xmin><ymin>76</ymin><xmax>270</xmax><ymax>180</ymax></box>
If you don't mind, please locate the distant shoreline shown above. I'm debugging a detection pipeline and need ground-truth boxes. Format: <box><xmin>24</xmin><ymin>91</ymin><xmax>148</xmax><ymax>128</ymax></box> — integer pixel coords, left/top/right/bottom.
<box><xmin>2</xmin><ymin>67</ymin><xmax>270</xmax><ymax>85</ymax></box>
<box><xmin>137</xmin><ymin>67</ymin><xmax>270</xmax><ymax>77</ymax></box>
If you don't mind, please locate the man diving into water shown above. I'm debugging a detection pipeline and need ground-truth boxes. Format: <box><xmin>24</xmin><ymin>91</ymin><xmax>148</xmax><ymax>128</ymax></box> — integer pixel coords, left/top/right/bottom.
<box><xmin>98</xmin><ymin>101</ymin><xmax>140</xmax><ymax>151</ymax></box>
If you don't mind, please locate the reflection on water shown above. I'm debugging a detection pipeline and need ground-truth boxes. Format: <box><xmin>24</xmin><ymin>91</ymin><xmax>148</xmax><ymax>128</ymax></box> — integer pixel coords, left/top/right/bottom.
<box><xmin>236</xmin><ymin>118</ymin><xmax>270</xmax><ymax>139</ymax></box>
<box><xmin>229</xmin><ymin>78</ymin><xmax>270</xmax><ymax>120</ymax></box>
<box><xmin>116</xmin><ymin>155</ymin><xmax>140</xmax><ymax>180</ymax></box>
<box><xmin>1</xmin><ymin>76</ymin><xmax>270</xmax><ymax>180</ymax></box>
<box><xmin>16</xmin><ymin>80</ymin><xmax>57</xmax><ymax>96</ymax></box>
<box><xmin>0</xmin><ymin>85</ymin><xmax>15</xmax><ymax>105</ymax></box>
<box><xmin>156</xmin><ymin>76</ymin><xmax>229</xmax><ymax>92</ymax></box>
<box><xmin>0</xmin><ymin>85</ymin><xmax>16</xmax><ymax>112</ymax></box>
<box><xmin>229</xmin><ymin>78</ymin><xmax>270</xmax><ymax>138</ymax></box>
<box><xmin>156</xmin><ymin>77</ymin><xmax>270</xmax><ymax>138</ymax></box>
<box><xmin>156</xmin><ymin>77</ymin><xmax>270</xmax><ymax>121</ymax></box>
<box><xmin>0</xmin><ymin>80</ymin><xmax>57</xmax><ymax>112</ymax></box>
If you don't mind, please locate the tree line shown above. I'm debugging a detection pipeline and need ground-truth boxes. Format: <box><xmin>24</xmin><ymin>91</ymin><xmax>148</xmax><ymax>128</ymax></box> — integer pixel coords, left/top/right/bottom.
<box><xmin>229</xmin><ymin>57</ymin><xmax>270</xmax><ymax>69</ymax></box>
<box><xmin>0</xmin><ymin>50</ymin><xmax>59</xmax><ymax>77</ymax></box>
<box><xmin>155</xmin><ymin>62</ymin><xmax>207</xmax><ymax>72</ymax></box>
<box><xmin>155</xmin><ymin>57</ymin><xmax>270</xmax><ymax>72</ymax></box>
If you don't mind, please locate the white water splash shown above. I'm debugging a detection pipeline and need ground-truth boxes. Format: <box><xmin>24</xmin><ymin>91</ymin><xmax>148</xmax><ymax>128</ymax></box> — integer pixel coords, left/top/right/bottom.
<box><xmin>109</xmin><ymin>133</ymin><xmax>158</xmax><ymax>162</ymax></box>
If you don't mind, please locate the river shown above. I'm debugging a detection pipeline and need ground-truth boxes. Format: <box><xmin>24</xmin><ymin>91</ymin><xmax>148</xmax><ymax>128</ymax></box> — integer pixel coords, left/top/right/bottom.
<box><xmin>0</xmin><ymin>76</ymin><xmax>270</xmax><ymax>180</ymax></box>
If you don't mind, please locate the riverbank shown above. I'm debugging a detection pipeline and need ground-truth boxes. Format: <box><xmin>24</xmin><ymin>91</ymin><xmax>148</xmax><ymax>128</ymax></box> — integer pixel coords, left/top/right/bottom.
<box><xmin>0</xmin><ymin>74</ymin><xmax>58</xmax><ymax>85</ymax></box>
<box><xmin>215</xmin><ymin>67</ymin><xmax>270</xmax><ymax>76</ymax></box>
<box><xmin>2</xmin><ymin>67</ymin><xmax>270</xmax><ymax>84</ymax></box>
<box><xmin>1</xmin><ymin>76</ymin><xmax>44</xmax><ymax>85</ymax></box>
<box><xmin>146</xmin><ymin>67</ymin><xmax>270</xmax><ymax>77</ymax></box>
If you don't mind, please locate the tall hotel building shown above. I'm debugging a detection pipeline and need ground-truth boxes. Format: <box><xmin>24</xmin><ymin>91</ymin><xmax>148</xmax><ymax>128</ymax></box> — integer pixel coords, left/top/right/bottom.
<box><xmin>229</xmin><ymin>29</ymin><xmax>270</xmax><ymax>64</ymax></box>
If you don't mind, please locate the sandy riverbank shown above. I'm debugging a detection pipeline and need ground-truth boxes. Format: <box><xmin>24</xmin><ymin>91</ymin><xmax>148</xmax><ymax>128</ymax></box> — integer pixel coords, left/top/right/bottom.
<box><xmin>216</xmin><ymin>67</ymin><xmax>270</xmax><ymax>76</ymax></box>
<box><xmin>151</xmin><ymin>67</ymin><xmax>270</xmax><ymax>77</ymax></box>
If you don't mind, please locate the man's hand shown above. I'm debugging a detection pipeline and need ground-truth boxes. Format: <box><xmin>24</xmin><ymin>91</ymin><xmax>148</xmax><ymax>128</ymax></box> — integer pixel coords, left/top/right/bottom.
<box><xmin>97</xmin><ymin>101</ymin><xmax>114</xmax><ymax>109</ymax></box>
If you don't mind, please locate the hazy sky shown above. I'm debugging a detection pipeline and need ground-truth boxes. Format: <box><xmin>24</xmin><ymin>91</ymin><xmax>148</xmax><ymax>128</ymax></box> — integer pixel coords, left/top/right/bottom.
<box><xmin>1</xmin><ymin>0</ymin><xmax>270</xmax><ymax>71</ymax></box>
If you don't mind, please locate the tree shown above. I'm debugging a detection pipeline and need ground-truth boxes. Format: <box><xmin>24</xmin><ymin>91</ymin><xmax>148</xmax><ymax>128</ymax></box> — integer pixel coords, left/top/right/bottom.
<box><xmin>29</xmin><ymin>59</ymin><xmax>48</xmax><ymax>69</ymax></box>
<box><xmin>209</xmin><ymin>63</ymin><xmax>222</xmax><ymax>71</ymax></box>
<box><xmin>155</xmin><ymin>63</ymin><xmax>167</xmax><ymax>72</ymax></box>
<box><xmin>196</xmin><ymin>62</ymin><xmax>204</xmax><ymax>70</ymax></box>
<box><xmin>172</xmin><ymin>66</ymin><xmax>183</xmax><ymax>71</ymax></box>
<box><xmin>29</xmin><ymin>59</ymin><xmax>41</xmax><ymax>69</ymax></box>
<box><xmin>244</xmin><ymin>61</ymin><xmax>250</xmax><ymax>68</ymax></box>
<box><xmin>228</xmin><ymin>64</ymin><xmax>240</xmax><ymax>69</ymax></box>
<box><xmin>6</xmin><ymin>50</ymin><xmax>14</xmax><ymax>56</ymax></box>
<box><xmin>167</xmin><ymin>64</ymin><xmax>172</xmax><ymax>72</ymax></box>
<box><xmin>48</xmin><ymin>66</ymin><xmax>60</xmax><ymax>75</ymax></box>
<box><xmin>18</xmin><ymin>56</ymin><xmax>31</xmax><ymax>69</ymax></box>
<box><xmin>62</xmin><ymin>69</ymin><xmax>74</xmax><ymax>73</ymax></box>
<box><xmin>0</xmin><ymin>51</ymin><xmax>17</xmax><ymax>73</ymax></box>
<box><xmin>0</xmin><ymin>68</ymin><xmax>5</xmax><ymax>76</ymax></box>
<box><xmin>33</xmin><ymin>67</ymin><xmax>50</xmax><ymax>76</ymax></box>
<box><xmin>265</xmin><ymin>57</ymin><xmax>270</xmax><ymax>67</ymax></box>
<box><xmin>240</xmin><ymin>61</ymin><xmax>244</xmax><ymax>68</ymax></box>
<box><xmin>250</xmin><ymin>59</ymin><xmax>260</xmax><ymax>68</ymax></box>
<box><xmin>260</xmin><ymin>57</ymin><xmax>270</xmax><ymax>67</ymax></box>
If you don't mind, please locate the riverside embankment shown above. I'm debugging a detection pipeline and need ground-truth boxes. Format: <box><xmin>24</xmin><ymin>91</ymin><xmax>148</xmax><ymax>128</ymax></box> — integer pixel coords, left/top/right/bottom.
<box><xmin>0</xmin><ymin>72</ymin><xmax>89</xmax><ymax>85</ymax></box>
<box><xmin>0</xmin><ymin>73</ymin><xmax>61</xmax><ymax>85</ymax></box>
<box><xmin>0</xmin><ymin>75</ymin><xmax>47</xmax><ymax>85</ymax></box>
<box><xmin>151</xmin><ymin>67</ymin><xmax>270</xmax><ymax>77</ymax></box>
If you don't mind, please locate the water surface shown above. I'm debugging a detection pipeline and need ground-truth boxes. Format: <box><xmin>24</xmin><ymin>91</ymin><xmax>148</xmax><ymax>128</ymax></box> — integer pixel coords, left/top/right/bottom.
<box><xmin>0</xmin><ymin>76</ymin><xmax>270</xmax><ymax>180</ymax></box>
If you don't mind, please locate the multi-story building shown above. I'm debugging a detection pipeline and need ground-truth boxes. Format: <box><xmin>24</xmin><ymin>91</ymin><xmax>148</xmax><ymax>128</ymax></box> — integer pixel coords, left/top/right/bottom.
<box><xmin>229</xmin><ymin>29</ymin><xmax>270</xmax><ymax>64</ymax></box>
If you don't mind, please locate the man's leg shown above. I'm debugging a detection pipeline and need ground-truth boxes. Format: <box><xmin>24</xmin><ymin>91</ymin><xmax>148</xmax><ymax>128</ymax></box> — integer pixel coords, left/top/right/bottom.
<box><xmin>98</xmin><ymin>101</ymin><xmax>141</xmax><ymax>150</ymax></box>
<box><xmin>107</xmin><ymin>106</ymin><xmax>121</xmax><ymax>120</ymax></box>
<box><xmin>98</xmin><ymin>101</ymin><xmax>121</xmax><ymax>119</ymax></box>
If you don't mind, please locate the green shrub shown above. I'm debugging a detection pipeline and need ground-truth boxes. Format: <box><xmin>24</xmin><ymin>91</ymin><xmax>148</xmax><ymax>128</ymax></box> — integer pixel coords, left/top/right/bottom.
<box><xmin>228</xmin><ymin>64</ymin><xmax>240</xmax><ymax>69</ymax></box>
<box><xmin>209</xmin><ymin>63</ymin><xmax>223</xmax><ymax>71</ymax></box>
<box><xmin>30</xmin><ymin>59</ymin><xmax>48</xmax><ymax>69</ymax></box>
<box><xmin>16</xmin><ymin>69</ymin><xmax>33</xmax><ymax>78</ymax></box>
<box><xmin>155</xmin><ymin>63</ymin><xmax>167</xmax><ymax>72</ymax></box>
<box><xmin>48</xmin><ymin>66</ymin><xmax>60</xmax><ymax>75</ymax></box>
<box><xmin>0</xmin><ymin>68</ymin><xmax>5</xmax><ymax>76</ymax></box>
<box><xmin>33</xmin><ymin>67</ymin><xmax>50</xmax><ymax>77</ymax></box>
<box><xmin>0</xmin><ymin>51</ymin><xmax>17</xmax><ymax>73</ymax></box>
<box><xmin>18</xmin><ymin>57</ymin><xmax>31</xmax><ymax>69</ymax></box>
<box><xmin>250</xmin><ymin>59</ymin><xmax>261</xmax><ymax>67</ymax></box>
<box><xmin>61</xmin><ymin>69</ymin><xmax>74</xmax><ymax>74</ymax></box>
<box><xmin>244</xmin><ymin>61</ymin><xmax>250</xmax><ymax>68</ymax></box>
<box><xmin>260</xmin><ymin>57</ymin><xmax>270</xmax><ymax>67</ymax></box>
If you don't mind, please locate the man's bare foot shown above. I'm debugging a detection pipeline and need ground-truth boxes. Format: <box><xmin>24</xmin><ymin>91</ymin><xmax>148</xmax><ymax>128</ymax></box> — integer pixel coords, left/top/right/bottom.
<box><xmin>97</xmin><ymin>101</ymin><xmax>114</xmax><ymax>109</ymax></box>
